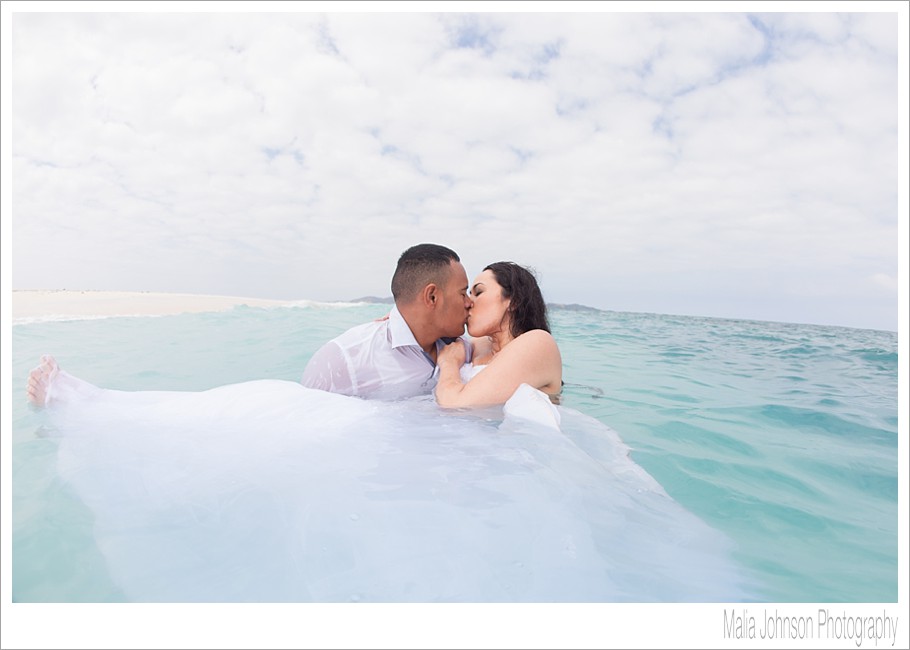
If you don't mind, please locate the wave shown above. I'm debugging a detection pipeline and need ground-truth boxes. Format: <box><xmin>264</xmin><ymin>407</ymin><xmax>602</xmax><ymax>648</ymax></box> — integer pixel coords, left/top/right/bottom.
<box><xmin>12</xmin><ymin>300</ymin><xmax>377</xmax><ymax>326</ymax></box>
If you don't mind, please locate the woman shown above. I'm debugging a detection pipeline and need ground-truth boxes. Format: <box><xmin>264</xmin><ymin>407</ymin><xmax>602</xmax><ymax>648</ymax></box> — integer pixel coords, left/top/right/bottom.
<box><xmin>435</xmin><ymin>261</ymin><xmax>562</xmax><ymax>408</ymax></box>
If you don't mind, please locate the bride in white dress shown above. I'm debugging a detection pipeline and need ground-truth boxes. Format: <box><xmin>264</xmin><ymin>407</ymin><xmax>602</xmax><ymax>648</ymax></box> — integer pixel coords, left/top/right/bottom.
<box><xmin>437</xmin><ymin>262</ymin><xmax>563</xmax><ymax>410</ymax></box>
<box><xmin>20</xmin><ymin>263</ymin><xmax>752</xmax><ymax>603</ymax></box>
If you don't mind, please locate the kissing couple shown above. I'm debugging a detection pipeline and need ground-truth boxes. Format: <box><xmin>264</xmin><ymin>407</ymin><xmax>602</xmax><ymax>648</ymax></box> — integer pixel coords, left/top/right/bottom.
<box><xmin>28</xmin><ymin>243</ymin><xmax>563</xmax><ymax>412</ymax></box>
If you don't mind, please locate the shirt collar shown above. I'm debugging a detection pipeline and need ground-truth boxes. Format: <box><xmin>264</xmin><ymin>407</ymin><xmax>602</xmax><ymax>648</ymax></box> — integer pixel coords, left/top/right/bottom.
<box><xmin>389</xmin><ymin>306</ymin><xmax>458</xmax><ymax>366</ymax></box>
<box><xmin>388</xmin><ymin>305</ymin><xmax>422</xmax><ymax>350</ymax></box>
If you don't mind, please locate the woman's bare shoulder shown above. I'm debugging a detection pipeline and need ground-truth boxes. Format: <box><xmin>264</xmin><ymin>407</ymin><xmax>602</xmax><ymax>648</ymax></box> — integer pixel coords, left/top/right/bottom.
<box><xmin>498</xmin><ymin>330</ymin><xmax>561</xmax><ymax>365</ymax></box>
<box><xmin>514</xmin><ymin>329</ymin><xmax>559</xmax><ymax>348</ymax></box>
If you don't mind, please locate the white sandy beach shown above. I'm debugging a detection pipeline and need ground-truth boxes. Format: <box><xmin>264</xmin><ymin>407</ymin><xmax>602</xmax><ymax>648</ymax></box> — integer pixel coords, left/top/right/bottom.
<box><xmin>12</xmin><ymin>289</ymin><xmax>300</xmax><ymax>322</ymax></box>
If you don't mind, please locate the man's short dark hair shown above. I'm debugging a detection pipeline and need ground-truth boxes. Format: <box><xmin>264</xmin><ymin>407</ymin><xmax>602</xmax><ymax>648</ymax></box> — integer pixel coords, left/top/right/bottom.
<box><xmin>391</xmin><ymin>243</ymin><xmax>461</xmax><ymax>304</ymax></box>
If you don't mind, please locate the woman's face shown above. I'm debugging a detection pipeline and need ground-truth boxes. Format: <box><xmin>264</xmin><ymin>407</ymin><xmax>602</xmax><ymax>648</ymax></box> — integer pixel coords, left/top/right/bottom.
<box><xmin>466</xmin><ymin>269</ymin><xmax>510</xmax><ymax>338</ymax></box>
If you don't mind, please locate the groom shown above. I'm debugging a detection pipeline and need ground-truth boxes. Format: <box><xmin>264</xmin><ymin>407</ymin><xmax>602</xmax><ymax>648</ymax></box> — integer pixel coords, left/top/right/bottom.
<box><xmin>300</xmin><ymin>243</ymin><xmax>474</xmax><ymax>399</ymax></box>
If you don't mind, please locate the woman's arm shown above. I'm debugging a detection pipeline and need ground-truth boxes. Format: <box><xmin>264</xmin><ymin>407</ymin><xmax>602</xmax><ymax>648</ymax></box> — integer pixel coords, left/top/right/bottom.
<box><xmin>435</xmin><ymin>330</ymin><xmax>562</xmax><ymax>408</ymax></box>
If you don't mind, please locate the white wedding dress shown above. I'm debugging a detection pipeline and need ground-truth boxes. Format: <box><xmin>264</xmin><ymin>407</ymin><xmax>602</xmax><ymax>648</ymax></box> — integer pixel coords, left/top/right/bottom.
<box><xmin>460</xmin><ymin>363</ymin><xmax>562</xmax><ymax>430</ymax></box>
<box><xmin>33</xmin><ymin>366</ymin><xmax>755</xmax><ymax>602</ymax></box>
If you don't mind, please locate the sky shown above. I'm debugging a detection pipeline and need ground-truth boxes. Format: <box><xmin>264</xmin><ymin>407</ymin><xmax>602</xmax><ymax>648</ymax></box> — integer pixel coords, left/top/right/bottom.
<box><xmin>4</xmin><ymin>3</ymin><xmax>907</xmax><ymax>331</ymax></box>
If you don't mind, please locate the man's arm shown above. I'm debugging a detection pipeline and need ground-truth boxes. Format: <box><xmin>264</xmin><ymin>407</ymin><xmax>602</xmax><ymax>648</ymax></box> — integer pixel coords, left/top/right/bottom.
<box><xmin>300</xmin><ymin>341</ymin><xmax>357</xmax><ymax>396</ymax></box>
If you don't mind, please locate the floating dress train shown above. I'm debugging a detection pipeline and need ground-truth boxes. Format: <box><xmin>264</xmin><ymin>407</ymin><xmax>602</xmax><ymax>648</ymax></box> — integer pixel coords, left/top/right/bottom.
<box><xmin>34</xmin><ymin>366</ymin><xmax>755</xmax><ymax>602</ymax></box>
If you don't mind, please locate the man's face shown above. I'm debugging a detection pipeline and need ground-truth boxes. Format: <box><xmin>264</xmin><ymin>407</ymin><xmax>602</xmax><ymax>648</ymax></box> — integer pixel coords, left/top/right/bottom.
<box><xmin>436</xmin><ymin>261</ymin><xmax>472</xmax><ymax>338</ymax></box>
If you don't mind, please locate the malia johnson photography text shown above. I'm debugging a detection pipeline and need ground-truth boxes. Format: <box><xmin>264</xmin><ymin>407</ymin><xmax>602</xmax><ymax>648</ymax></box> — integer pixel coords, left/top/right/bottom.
<box><xmin>724</xmin><ymin>609</ymin><xmax>899</xmax><ymax>647</ymax></box>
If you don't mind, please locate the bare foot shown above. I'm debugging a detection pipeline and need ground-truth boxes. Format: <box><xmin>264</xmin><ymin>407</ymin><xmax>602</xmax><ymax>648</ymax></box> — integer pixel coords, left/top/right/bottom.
<box><xmin>27</xmin><ymin>355</ymin><xmax>60</xmax><ymax>407</ymax></box>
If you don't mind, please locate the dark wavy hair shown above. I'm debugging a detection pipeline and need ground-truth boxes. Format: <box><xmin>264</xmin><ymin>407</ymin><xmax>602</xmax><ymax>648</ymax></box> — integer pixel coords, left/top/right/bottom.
<box><xmin>485</xmin><ymin>261</ymin><xmax>550</xmax><ymax>338</ymax></box>
<box><xmin>391</xmin><ymin>243</ymin><xmax>461</xmax><ymax>303</ymax></box>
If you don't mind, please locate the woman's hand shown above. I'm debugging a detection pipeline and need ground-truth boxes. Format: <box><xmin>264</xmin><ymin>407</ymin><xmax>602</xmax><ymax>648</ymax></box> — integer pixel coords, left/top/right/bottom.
<box><xmin>438</xmin><ymin>338</ymin><xmax>467</xmax><ymax>368</ymax></box>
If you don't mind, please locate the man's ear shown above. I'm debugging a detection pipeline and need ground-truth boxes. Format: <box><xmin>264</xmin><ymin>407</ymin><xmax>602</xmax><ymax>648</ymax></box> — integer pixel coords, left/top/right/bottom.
<box><xmin>421</xmin><ymin>283</ymin><xmax>438</xmax><ymax>308</ymax></box>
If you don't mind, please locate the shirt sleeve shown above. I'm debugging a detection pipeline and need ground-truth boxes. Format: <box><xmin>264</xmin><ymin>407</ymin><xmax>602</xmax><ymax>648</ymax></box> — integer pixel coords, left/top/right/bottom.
<box><xmin>300</xmin><ymin>341</ymin><xmax>357</xmax><ymax>396</ymax></box>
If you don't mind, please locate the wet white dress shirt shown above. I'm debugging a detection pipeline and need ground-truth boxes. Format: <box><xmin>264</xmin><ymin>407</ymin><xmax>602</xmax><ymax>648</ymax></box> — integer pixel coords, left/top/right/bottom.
<box><xmin>300</xmin><ymin>306</ymin><xmax>471</xmax><ymax>400</ymax></box>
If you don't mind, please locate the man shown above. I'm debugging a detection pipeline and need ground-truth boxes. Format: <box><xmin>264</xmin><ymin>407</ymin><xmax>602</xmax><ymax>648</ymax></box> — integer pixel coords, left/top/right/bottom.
<box><xmin>301</xmin><ymin>243</ymin><xmax>473</xmax><ymax>399</ymax></box>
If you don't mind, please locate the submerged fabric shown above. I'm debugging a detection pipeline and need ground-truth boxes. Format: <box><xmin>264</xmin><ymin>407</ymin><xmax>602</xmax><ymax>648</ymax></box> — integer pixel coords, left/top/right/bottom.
<box><xmin>41</xmin><ymin>374</ymin><xmax>754</xmax><ymax>602</ymax></box>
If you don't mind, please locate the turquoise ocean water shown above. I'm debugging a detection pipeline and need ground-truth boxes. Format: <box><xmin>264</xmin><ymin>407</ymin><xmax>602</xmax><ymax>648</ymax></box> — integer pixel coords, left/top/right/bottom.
<box><xmin>11</xmin><ymin>303</ymin><xmax>898</xmax><ymax>603</ymax></box>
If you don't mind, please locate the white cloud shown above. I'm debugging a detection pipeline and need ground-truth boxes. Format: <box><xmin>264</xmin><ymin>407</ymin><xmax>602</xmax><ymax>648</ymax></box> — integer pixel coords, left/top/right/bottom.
<box><xmin>872</xmin><ymin>273</ymin><xmax>898</xmax><ymax>291</ymax></box>
<box><xmin>8</xmin><ymin>8</ymin><xmax>903</xmax><ymax>330</ymax></box>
